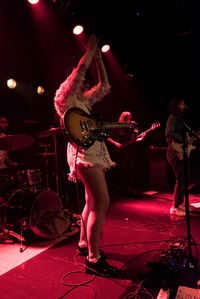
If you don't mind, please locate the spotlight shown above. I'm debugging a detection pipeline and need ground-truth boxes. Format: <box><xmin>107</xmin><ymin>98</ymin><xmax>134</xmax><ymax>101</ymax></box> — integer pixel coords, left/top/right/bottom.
<box><xmin>7</xmin><ymin>79</ymin><xmax>17</xmax><ymax>89</ymax></box>
<box><xmin>28</xmin><ymin>0</ymin><xmax>40</xmax><ymax>5</ymax></box>
<box><xmin>73</xmin><ymin>25</ymin><xmax>84</xmax><ymax>35</ymax></box>
<box><xmin>101</xmin><ymin>44</ymin><xmax>110</xmax><ymax>53</ymax></box>
<box><xmin>37</xmin><ymin>86</ymin><xmax>45</xmax><ymax>95</ymax></box>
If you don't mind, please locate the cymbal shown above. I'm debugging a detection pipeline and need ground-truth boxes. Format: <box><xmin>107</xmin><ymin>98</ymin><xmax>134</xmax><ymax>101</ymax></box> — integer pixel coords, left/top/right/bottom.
<box><xmin>37</xmin><ymin>127</ymin><xmax>63</xmax><ymax>138</ymax></box>
<box><xmin>0</xmin><ymin>134</ymin><xmax>34</xmax><ymax>151</ymax></box>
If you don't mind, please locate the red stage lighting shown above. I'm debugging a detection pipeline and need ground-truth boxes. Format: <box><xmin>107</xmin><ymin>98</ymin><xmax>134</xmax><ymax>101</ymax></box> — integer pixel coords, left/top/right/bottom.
<box><xmin>28</xmin><ymin>0</ymin><xmax>40</xmax><ymax>4</ymax></box>
<box><xmin>73</xmin><ymin>25</ymin><xmax>84</xmax><ymax>35</ymax></box>
<box><xmin>101</xmin><ymin>44</ymin><xmax>110</xmax><ymax>53</ymax></box>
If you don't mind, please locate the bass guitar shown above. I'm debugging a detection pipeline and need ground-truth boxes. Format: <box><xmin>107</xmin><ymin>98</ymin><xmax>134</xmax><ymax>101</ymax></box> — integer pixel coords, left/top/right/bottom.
<box><xmin>61</xmin><ymin>107</ymin><xmax>139</xmax><ymax>148</ymax></box>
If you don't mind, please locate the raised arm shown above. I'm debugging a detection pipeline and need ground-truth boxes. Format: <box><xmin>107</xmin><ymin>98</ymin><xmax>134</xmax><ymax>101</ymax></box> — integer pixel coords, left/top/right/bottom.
<box><xmin>54</xmin><ymin>34</ymin><xmax>99</xmax><ymax>117</ymax></box>
<box><xmin>94</xmin><ymin>48</ymin><xmax>109</xmax><ymax>84</ymax></box>
<box><xmin>84</xmin><ymin>47</ymin><xmax>110</xmax><ymax>105</ymax></box>
<box><xmin>78</xmin><ymin>34</ymin><xmax>99</xmax><ymax>70</ymax></box>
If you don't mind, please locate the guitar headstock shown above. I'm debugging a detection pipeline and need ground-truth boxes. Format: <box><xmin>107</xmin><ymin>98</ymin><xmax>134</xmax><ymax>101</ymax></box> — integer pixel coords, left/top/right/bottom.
<box><xmin>151</xmin><ymin>122</ymin><xmax>161</xmax><ymax>130</ymax></box>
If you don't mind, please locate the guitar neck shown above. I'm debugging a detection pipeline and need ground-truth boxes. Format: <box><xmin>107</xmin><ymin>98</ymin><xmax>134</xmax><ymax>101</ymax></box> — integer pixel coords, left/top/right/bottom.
<box><xmin>102</xmin><ymin>122</ymin><xmax>136</xmax><ymax>129</ymax></box>
<box><xmin>142</xmin><ymin>128</ymin><xmax>153</xmax><ymax>135</ymax></box>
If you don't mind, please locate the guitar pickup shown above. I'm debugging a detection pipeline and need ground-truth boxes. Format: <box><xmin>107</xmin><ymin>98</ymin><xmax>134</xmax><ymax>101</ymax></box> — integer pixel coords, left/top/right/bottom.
<box><xmin>87</xmin><ymin>120</ymin><xmax>92</xmax><ymax>130</ymax></box>
<box><xmin>80</xmin><ymin>121</ymin><xmax>91</xmax><ymax>133</ymax></box>
<box><xmin>80</xmin><ymin>121</ymin><xmax>85</xmax><ymax>133</ymax></box>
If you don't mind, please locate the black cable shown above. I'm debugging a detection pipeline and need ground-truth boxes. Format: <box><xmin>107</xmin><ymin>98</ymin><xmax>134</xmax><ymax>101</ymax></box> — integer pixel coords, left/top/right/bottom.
<box><xmin>58</xmin><ymin>284</ymin><xmax>97</xmax><ymax>299</ymax></box>
<box><xmin>99</xmin><ymin>239</ymin><xmax>181</xmax><ymax>250</ymax></box>
<box><xmin>120</xmin><ymin>237</ymin><xmax>200</xmax><ymax>299</ymax></box>
<box><xmin>119</xmin><ymin>249</ymin><xmax>164</xmax><ymax>272</ymax></box>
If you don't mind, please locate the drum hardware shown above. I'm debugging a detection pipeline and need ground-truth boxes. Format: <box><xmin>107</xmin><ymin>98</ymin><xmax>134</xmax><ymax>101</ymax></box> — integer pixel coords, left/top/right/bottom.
<box><xmin>38</xmin><ymin>143</ymin><xmax>51</xmax><ymax>148</ymax></box>
<box><xmin>0</xmin><ymin>189</ymin><xmax>35</xmax><ymax>248</ymax></box>
<box><xmin>35</xmin><ymin>153</ymin><xmax>55</xmax><ymax>156</ymax></box>
<box><xmin>15</xmin><ymin>168</ymin><xmax>44</xmax><ymax>193</ymax></box>
<box><xmin>19</xmin><ymin>217</ymin><xmax>27</xmax><ymax>252</ymax></box>
<box><xmin>0</xmin><ymin>197</ymin><xmax>25</xmax><ymax>249</ymax></box>
<box><xmin>0</xmin><ymin>130</ymin><xmax>65</xmax><ymax>247</ymax></box>
<box><xmin>1</xmin><ymin>189</ymin><xmax>70</xmax><ymax>245</ymax></box>
<box><xmin>53</xmin><ymin>130</ymin><xmax>59</xmax><ymax>196</ymax></box>
<box><xmin>37</xmin><ymin>127</ymin><xmax>62</xmax><ymax>196</ymax></box>
<box><xmin>0</xmin><ymin>227</ymin><xmax>25</xmax><ymax>242</ymax></box>
<box><xmin>35</xmin><ymin>145</ymin><xmax>52</xmax><ymax>191</ymax></box>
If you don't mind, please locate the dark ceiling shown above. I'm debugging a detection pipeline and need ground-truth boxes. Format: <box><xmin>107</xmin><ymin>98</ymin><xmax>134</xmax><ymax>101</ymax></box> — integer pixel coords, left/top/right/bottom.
<box><xmin>0</xmin><ymin>0</ymin><xmax>198</xmax><ymax>134</ymax></box>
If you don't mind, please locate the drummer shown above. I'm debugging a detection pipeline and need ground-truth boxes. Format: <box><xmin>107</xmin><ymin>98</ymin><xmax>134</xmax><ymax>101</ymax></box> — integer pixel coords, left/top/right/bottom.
<box><xmin>0</xmin><ymin>116</ymin><xmax>18</xmax><ymax>169</ymax></box>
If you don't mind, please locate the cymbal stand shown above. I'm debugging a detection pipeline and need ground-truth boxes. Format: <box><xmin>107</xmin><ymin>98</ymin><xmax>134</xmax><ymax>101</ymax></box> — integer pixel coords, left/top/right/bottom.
<box><xmin>52</xmin><ymin>132</ymin><xmax>59</xmax><ymax>196</ymax></box>
<box><xmin>43</xmin><ymin>145</ymin><xmax>51</xmax><ymax>191</ymax></box>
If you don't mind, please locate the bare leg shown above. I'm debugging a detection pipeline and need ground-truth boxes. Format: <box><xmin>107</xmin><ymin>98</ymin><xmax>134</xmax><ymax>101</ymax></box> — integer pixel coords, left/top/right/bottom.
<box><xmin>78</xmin><ymin>189</ymin><xmax>92</xmax><ymax>248</ymax></box>
<box><xmin>77</xmin><ymin>165</ymin><xmax>110</xmax><ymax>260</ymax></box>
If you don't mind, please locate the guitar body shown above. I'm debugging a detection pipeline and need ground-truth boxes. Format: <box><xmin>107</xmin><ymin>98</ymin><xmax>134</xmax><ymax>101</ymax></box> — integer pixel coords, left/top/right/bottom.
<box><xmin>62</xmin><ymin>108</ymin><xmax>100</xmax><ymax>148</ymax></box>
<box><xmin>172</xmin><ymin>132</ymin><xmax>199</xmax><ymax>160</ymax></box>
<box><xmin>172</xmin><ymin>141</ymin><xmax>196</xmax><ymax>160</ymax></box>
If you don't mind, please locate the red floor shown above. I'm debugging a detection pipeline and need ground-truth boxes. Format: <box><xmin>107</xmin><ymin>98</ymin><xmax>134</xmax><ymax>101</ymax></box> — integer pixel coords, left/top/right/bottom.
<box><xmin>0</xmin><ymin>191</ymin><xmax>200</xmax><ymax>299</ymax></box>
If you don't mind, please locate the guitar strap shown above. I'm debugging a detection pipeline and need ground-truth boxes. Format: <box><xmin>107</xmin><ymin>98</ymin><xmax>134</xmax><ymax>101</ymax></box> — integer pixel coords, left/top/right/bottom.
<box><xmin>86</xmin><ymin>105</ymin><xmax>93</xmax><ymax>115</ymax></box>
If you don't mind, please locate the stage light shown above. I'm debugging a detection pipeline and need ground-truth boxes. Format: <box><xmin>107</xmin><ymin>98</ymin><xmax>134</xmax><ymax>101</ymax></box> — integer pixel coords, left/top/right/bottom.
<box><xmin>73</xmin><ymin>25</ymin><xmax>84</xmax><ymax>35</ymax></box>
<box><xmin>28</xmin><ymin>0</ymin><xmax>40</xmax><ymax>5</ymax></box>
<box><xmin>7</xmin><ymin>79</ymin><xmax>17</xmax><ymax>89</ymax></box>
<box><xmin>101</xmin><ymin>44</ymin><xmax>110</xmax><ymax>53</ymax></box>
<box><xmin>37</xmin><ymin>86</ymin><xmax>45</xmax><ymax>95</ymax></box>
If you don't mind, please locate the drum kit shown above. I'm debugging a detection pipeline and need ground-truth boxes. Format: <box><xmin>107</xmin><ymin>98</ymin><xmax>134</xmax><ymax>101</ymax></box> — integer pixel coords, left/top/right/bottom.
<box><xmin>0</xmin><ymin>126</ymin><xmax>66</xmax><ymax>248</ymax></box>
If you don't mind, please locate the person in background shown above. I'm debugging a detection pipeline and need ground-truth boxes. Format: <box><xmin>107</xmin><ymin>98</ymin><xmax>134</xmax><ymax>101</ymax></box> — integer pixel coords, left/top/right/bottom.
<box><xmin>54</xmin><ymin>34</ymin><xmax>119</xmax><ymax>277</ymax></box>
<box><xmin>165</xmin><ymin>97</ymin><xmax>193</xmax><ymax>216</ymax></box>
<box><xmin>107</xmin><ymin>111</ymin><xmax>145</xmax><ymax>197</ymax></box>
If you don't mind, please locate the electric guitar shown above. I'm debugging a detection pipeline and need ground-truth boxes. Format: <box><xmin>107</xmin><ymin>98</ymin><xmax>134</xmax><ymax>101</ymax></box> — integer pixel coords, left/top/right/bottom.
<box><xmin>136</xmin><ymin>122</ymin><xmax>161</xmax><ymax>142</ymax></box>
<box><xmin>118</xmin><ymin>122</ymin><xmax>161</xmax><ymax>151</ymax></box>
<box><xmin>61</xmin><ymin>107</ymin><xmax>139</xmax><ymax>148</ymax></box>
<box><xmin>172</xmin><ymin>131</ymin><xmax>199</xmax><ymax>160</ymax></box>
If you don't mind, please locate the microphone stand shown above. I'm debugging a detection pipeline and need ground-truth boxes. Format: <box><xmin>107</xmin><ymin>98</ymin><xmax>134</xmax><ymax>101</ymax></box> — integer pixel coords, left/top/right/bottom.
<box><xmin>182</xmin><ymin>129</ymin><xmax>192</xmax><ymax>257</ymax></box>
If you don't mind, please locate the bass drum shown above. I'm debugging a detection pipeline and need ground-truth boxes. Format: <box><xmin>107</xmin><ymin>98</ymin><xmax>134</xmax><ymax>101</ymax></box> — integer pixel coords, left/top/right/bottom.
<box><xmin>4</xmin><ymin>189</ymin><xmax>71</xmax><ymax>239</ymax></box>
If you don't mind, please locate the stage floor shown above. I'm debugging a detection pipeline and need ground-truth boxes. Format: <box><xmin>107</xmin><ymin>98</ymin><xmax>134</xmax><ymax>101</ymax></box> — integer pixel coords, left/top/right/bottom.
<box><xmin>0</xmin><ymin>191</ymin><xmax>200</xmax><ymax>299</ymax></box>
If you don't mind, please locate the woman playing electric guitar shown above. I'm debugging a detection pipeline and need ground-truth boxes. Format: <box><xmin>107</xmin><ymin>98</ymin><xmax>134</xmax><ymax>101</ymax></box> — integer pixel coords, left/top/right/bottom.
<box><xmin>165</xmin><ymin>96</ymin><xmax>198</xmax><ymax>217</ymax></box>
<box><xmin>54</xmin><ymin>34</ymin><xmax>118</xmax><ymax>277</ymax></box>
<box><xmin>106</xmin><ymin>111</ymin><xmax>159</xmax><ymax>197</ymax></box>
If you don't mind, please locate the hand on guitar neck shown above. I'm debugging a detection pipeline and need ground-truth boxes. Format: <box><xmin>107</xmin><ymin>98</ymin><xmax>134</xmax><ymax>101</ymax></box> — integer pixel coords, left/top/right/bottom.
<box><xmin>111</xmin><ymin>122</ymin><xmax>160</xmax><ymax>151</ymax></box>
